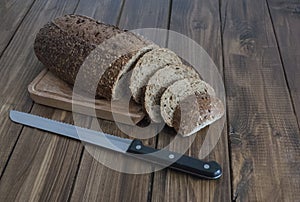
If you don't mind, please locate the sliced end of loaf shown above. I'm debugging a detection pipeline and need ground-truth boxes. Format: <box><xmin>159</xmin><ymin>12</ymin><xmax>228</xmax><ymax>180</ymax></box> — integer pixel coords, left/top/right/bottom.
<box><xmin>96</xmin><ymin>53</ymin><xmax>135</xmax><ymax>99</ymax></box>
<box><xmin>112</xmin><ymin>44</ymin><xmax>158</xmax><ymax>100</ymax></box>
<box><xmin>95</xmin><ymin>32</ymin><xmax>158</xmax><ymax>100</ymax></box>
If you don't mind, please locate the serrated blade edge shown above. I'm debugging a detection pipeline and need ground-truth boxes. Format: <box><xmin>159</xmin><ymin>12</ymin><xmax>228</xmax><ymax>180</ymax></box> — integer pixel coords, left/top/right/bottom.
<box><xmin>9</xmin><ymin>110</ymin><xmax>132</xmax><ymax>153</ymax></box>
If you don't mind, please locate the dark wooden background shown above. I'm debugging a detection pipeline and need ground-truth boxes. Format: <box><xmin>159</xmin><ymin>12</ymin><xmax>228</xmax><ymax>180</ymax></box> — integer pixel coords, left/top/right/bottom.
<box><xmin>0</xmin><ymin>0</ymin><xmax>299</xmax><ymax>201</ymax></box>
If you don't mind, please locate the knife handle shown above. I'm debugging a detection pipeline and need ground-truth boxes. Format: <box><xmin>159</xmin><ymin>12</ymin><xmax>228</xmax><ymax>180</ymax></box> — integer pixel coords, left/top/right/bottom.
<box><xmin>126</xmin><ymin>139</ymin><xmax>222</xmax><ymax>180</ymax></box>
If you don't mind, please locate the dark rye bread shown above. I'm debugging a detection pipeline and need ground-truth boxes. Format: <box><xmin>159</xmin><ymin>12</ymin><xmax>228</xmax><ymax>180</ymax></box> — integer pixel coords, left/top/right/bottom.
<box><xmin>34</xmin><ymin>14</ymin><xmax>157</xmax><ymax>100</ymax></box>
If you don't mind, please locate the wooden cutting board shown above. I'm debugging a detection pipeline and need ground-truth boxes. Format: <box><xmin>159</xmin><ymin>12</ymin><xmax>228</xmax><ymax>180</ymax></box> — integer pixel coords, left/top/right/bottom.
<box><xmin>28</xmin><ymin>69</ymin><xmax>145</xmax><ymax>125</ymax></box>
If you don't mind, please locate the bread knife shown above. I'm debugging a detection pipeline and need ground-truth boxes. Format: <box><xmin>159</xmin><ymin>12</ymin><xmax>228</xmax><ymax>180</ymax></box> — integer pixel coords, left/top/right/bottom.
<box><xmin>9</xmin><ymin>110</ymin><xmax>222</xmax><ymax>180</ymax></box>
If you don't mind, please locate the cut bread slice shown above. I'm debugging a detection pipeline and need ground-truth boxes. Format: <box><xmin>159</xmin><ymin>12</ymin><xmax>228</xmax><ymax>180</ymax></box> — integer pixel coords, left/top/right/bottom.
<box><xmin>160</xmin><ymin>78</ymin><xmax>215</xmax><ymax>127</ymax></box>
<box><xmin>173</xmin><ymin>94</ymin><xmax>224</xmax><ymax>137</ymax></box>
<box><xmin>100</xmin><ymin>44</ymin><xmax>158</xmax><ymax>100</ymax></box>
<box><xmin>129</xmin><ymin>48</ymin><xmax>182</xmax><ymax>103</ymax></box>
<box><xmin>144</xmin><ymin>64</ymin><xmax>200</xmax><ymax>122</ymax></box>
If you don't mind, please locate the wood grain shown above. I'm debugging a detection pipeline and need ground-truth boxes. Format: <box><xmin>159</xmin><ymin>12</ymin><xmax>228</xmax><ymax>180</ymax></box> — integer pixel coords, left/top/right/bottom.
<box><xmin>151</xmin><ymin>0</ymin><xmax>231</xmax><ymax>201</ymax></box>
<box><xmin>69</xmin><ymin>0</ymin><xmax>171</xmax><ymax>201</ymax></box>
<box><xmin>0</xmin><ymin>0</ymin><xmax>79</xmax><ymax>178</ymax></box>
<box><xmin>1</xmin><ymin>0</ymin><xmax>299</xmax><ymax>201</ymax></box>
<box><xmin>28</xmin><ymin>69</ymin><xmax>145</xmax><ymax>125</ymax></box>
<box><xmin>119</xmin><ymin>0</ymin><xmax>170</xmax><ymax>30</ymax></box>
<box><xmin>119</xmin><ymin>0</ymin><xmax>170</xmax><ymax>47</ymax></box>
<box><xmin>70</xmin><ymin>119</ymin><xmax>156</xmax><ymax>202</ymax></box>
<box><xmin>0</xmin><ymin>0</ymin><xmax>124</xmax><ymax>201</ymax></box>
<box><xmin>0</xmin><ymin>105</ymin><xmax>90</xmax><ymax>201</ymax></box>
<box><xmin>267</xmin><ymin>0</ymin><xmax>300</xmax><ymax>125</ymax></box>
<box><xmin>0</xmin><ymin>0</ymin><xmax>36</xmax><ymax>56</ymax></box>
<box><xmin>75</xmin><ymin>0</ymin><xmax>123</xmax><ymax>25</ymax></box>
<box><xmin>221</xmin><ymin>0</ymin><xmax>300</xmax><ymax>201</ymax></box>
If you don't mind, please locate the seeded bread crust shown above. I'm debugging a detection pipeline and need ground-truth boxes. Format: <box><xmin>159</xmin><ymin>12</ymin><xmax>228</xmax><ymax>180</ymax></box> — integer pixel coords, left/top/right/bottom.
<box><xmin>160</xmin><ymin>78</ymin><xmax>215</xmax><ymax>127</ymax></box>
<box><xmin>173</xmin><ymin>94</ymin><xmax>224</xmax><ymax>137</ymax></box>
<box><xmin>144</xmin><ymin>64</ymin><xmax>200</xmax><ymax>122</ymax></box>
<box><xmin>34</xmin><ymin>14</ymin><xmax>156</xmax><ymax>100</ymax></box>
<box><xmin>52</xmin><ymin>15</ymin><xmax>123</xmax><ymax>44</ymax></box>
<box><xmin>129</xmin><ymin>48</ymin><xmax>182</xmax><ymax>103</ymax></box>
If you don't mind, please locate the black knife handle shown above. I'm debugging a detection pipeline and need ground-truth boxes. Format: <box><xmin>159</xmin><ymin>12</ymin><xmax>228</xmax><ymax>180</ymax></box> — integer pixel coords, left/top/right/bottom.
<box><xmin>126</xmin><ymin>139</ymin><xmax>222</xmax><ymax>180</ymax></box>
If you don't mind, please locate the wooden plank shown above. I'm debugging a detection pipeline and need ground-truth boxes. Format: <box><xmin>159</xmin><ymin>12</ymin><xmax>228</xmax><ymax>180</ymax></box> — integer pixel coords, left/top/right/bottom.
<box><xmin>151</xmin><ymin>0</ymin><xmax>231</xmax><ymax>201</ymax></box>
<box><xmin>118</xmin><ymin>0</ymin><xmax>170</xmax><ymax>46</ymax></box>
<box><xmin>118</xmin><ymin>0</ymin><xmax>170</xmax><ymax>30</ymax></box>
<box><xmin>0</xmin><ymin>0</ymin><xmax>79</xmax><ymax>178</ymax></box>
<box><xmin>75</xmin><ymin>0</ymin><xmax>122</xmax><ymax>25</ymax></box>
<box><xmin>0</xmin><ymin>0</ymin><xmax>123</xmax><ymax>200</ymax></box>
<box><xmin>266</xmin><ymin>0</ymin><xmax>300</xmax><ymax>125</ymax></box>
<box><xmin>0</xmin><ymin>106</ymin><xmax>90</xmax><ymax>201</ymax></box>
<box><xmin>0</xmin><ymin>0</ymin><xmax>82</xmax><ymax>200</ymax></box>
<box><xmin>69</xmin><ymin>119</ymin><xmax>157</xmax><ymax>202</ymax></box>
<box><xmin>0</xmin><ymin>0</ymin><xmax>36</xmax><ymax>56</ymax></box>
<box><xmin>221</xmin><ymin>0</ymin><xmax>300</xmax><ymax>201</ymax></box>
<box><xmin>69</xmin><ymin>0</ymin><xmax>171</xmax><ymax>201</ymax></box>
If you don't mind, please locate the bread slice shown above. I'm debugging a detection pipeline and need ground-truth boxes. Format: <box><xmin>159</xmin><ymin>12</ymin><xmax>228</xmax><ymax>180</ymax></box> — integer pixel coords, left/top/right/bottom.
<box><xmin>129</xmin><ymin>48</ymin><xmax>182</xmax><ymax>103</ymax></box>
<box><xmin>34</xmin><ymin>14</ymin><xmax>157</xmax><ymax>100</ymax></box>
<box><xmin>95</xmin><ymin>41</ymin><xmax>158</xmax><ymax>100</ymax></box>
<box><xmin>172</xmin><ymin>94</ymin><xmax>224</xmax><ymax>137</ymax></box>
<box><xmin>160</xmin><ymin>78</ymin><xmax>216</xmax><ymax>127</ymax></box>
<box><xmin>144</xmin><ymin>64</ymin><xmax>200</xmax><ymax>122</ymax></box>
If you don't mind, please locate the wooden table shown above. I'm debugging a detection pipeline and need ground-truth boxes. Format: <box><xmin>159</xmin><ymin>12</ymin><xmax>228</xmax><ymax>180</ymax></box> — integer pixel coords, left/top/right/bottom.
<box><xmin>0</xmin><ymin>0</ymin><xmax>299</xmax><ymax>201</ymax></box>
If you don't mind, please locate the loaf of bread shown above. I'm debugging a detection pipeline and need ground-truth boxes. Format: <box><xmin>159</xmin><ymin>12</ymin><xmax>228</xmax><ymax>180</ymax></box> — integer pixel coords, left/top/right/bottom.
<box><xmin>34</xmin><ymin>14</ymin><xmax>157</xmax><ymax>100</ymax></box>
<box><xmin>34</xmin><ymin>14</ymin><xmax>224</xmax><ymax>137</ymax></box>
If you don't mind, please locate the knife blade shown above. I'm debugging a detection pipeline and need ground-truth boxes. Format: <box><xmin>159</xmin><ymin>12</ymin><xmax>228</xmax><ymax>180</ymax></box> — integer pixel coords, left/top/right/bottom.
<box><xmin>9</xmin><ymin>110</ymin><xmax>222</xmax><ymax>180</ymax></box>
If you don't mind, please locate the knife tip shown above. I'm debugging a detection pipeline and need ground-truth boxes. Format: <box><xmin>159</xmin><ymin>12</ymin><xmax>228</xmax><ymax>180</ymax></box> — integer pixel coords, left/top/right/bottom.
<box><xmin>9</xmin><ymin>110</ymin><xmax>20</xmax><ymax>122</ymax></box>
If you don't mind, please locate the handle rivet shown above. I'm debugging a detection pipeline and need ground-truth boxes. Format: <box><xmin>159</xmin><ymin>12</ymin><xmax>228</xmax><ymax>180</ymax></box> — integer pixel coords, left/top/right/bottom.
<box><xmin>169</xmin><ymin>154</ymin><xmax>175</xmax><ymax>159</ymax></box>
<box><xmin>136</xmin><ymin>145</ymin><xmax>142</xmax><ymax>150</ymax></box>
<box><xmin>204</xmin><ymin>164</ymin><xmax>210</xmax><ymax>169</ymax></box>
